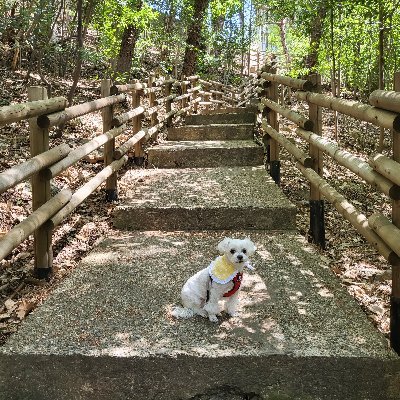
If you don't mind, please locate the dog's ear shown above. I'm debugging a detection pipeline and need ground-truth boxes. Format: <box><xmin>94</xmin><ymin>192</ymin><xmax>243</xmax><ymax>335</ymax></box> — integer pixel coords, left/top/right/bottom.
<box><xmin>244</xmin><ymin>237</ymin><xmax>256</xmax><ymax>255</ymax></box>
<box><xmin>217</xmin><ymin>237</ymin><xmax>231</xmax><ymax>253</ymax></box>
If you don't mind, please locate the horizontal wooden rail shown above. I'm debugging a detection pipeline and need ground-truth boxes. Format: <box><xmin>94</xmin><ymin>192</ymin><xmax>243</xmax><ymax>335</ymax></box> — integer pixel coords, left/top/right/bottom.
<box><xmin>146</xmin><ymin>121</ymin><xmax>163</xmax><ymax>139</ymax></box>
<box><xmin>296</xmin><ymin>91</ymin><xmax>400</xmax><ymax>131</ymax></box>
<box><xmin>369</xmin><ymin>213</ymin><xmax>400</xmax><ymax>258</ymax></box>
<box><xmin>142</xmin><ymin>87</ymin><xmax>162</xmax><ymax>95</ymax></box>
<box><xmin>173</xmin><ymin>93</ymin><xmax>191</xmax><ymax>102</ymax></box>
<box><xmin>114</xmin><ymin>130</ymin><xmax>147</xmax><ymax>159</ymax></box>
<box><xmin>110</xmin><ymin>82</ymin><xmax>147</xmax><ymax>94</ymax></box>
<box><xmin>0</xmin><ymin>97</ymin><xmax>67</xmax><ymax>127</ymax></box>
<box><xmin>37</xmin><ymin>94</ymin><xmax>126</xmax><ymax>128</ymax></box>
<box><xmin>176</xmin><ymin>80</ymin><xmax>191</xmax><ymax>86</ymax></box>
<box><xmin>144</xmin><ymin>105</ymin><xmax>162</xmax><ymax>118</ymax></box>
<box><xmin>262</xmin><ymin>121</ymin><xmax>313</xmax><ymax>167</ymax></box>
<box><xmin>0</xmin><ymin>144</ymin><xmax>70</xmax><ymax>194</ymax></box>
<box><xmin>261</xmin><ymin>73</ymin><xmax>313</xmax><ymax>91</ymax></box>
<box><xmin>175</xmin><ymin>99</ymin><xmax>200</xmax><ymax>117</ymax></box>
<box><xmin>210</xmin><ymin>89</ymin><xmax>224</xmax><ymax>96</ymax></box>
<box><xmin>296</xmin><ymin>128</ymin><xmax>400</xmax><ymax>199</ymax></box>
<box><xmin>43</xmin><ymin>124</ymin><xmax>127</xmax><ymax>179</ymax></box>
<box><xmin>297</xmin><ymin>163</ymin><xmax>400</xmax><ymax>266</ymax></box>
<box><xmin>0</xmin><ymin>189</ymin><xmax>72</xmax><ymax>261</ymax></box>
<box><xmin>261</xmin><ymin>98</ymin><xmax>314</xmax><ymax>130</ymax></box>
<box><xmin>369</xmin><ymin>90</ymin><xmax>400</xmax><ymax>113</ymax></box>
<box><xmin>198</xmin><ymin>79</ymin><xmax>209</xmax><ymax>86</ymax></box>
<box><xmin>49</xmin><ymin>157</ymin><xmax>128</xmax><ymax>228</ymax></box>
<box><xmin>162</xmin><ymin>78</ymin><xmax>176</xmax><ymax>86</ymax></box>
<box><xmin>155</xmin><ymin>94</ymin><xmax>177</xmax><ymax>105</ymax></box>
<box><xmin>370</xmin><ymin>153</ymin><xmax>400</xmax><ymax>187</ymax></box>
<box><xmin>112</xmin><ymin>106</ymin><xmax>145</xmax><ymax>126</ymax></box>
<box><xmin>187</xmin><ymin>85</ymin><xmax>201</xmax><ymax>93</ymax></box>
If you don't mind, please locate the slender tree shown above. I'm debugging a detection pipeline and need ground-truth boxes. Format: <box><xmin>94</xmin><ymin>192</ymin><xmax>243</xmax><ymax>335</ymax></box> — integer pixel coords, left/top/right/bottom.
<box><xmin>181</xmin><ymin>0</ymin><xmax>210</xmax><ymax>77</ymax></box>
<box><xmin>115</xmin><ymin>0</ymin><xmax>143</xmax><ymax>77</ymax></box>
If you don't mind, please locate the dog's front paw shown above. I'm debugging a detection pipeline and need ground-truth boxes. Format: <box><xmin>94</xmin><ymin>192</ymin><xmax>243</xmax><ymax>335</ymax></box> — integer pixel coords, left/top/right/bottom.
<box><xmin>228</xmin><ymin>311</ymin><xmax>239</xmax><ymax>318</ymax></box>
<box><xmin>208</xmin><ymin>314</ymin><xmax>219</xmax><ymax>323</ymax></box>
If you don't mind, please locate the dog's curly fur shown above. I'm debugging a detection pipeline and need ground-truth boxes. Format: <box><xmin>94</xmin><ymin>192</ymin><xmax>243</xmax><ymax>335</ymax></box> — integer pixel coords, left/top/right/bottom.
<box><xmin>172</xmin><ymin>237</ymin><xmax>256</xmax><ymax>322</ymax></box>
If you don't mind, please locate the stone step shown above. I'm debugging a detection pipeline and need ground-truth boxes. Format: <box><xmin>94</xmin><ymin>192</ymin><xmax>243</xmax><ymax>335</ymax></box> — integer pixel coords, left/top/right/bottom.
<box><xmin>185</xmin><ymin>112</ymin><xmax>256</xmax><ymax>125</ymax></box>
<box><xmin>2</xmin><ymin>231</ymin><xmax>398</xmax><ymax>400</ymax></box>
<box><xmin>200</xmin><ymin>105</ymin><xmax>258</xmax><ymax>115</ymax></box>
<box><xmin>113</xmin><ymin>167</ymin><xmax>296</xmax><ymax>231</ymax></box>
<box><xmin>147</xmin><ymin>140</ymin><xmax>263</xmax><ymax>168</ymax></box>
<box><xmin>167</xmin><ymin>124</ymin><xmax>254</xmax><ymax>141</ymax></box>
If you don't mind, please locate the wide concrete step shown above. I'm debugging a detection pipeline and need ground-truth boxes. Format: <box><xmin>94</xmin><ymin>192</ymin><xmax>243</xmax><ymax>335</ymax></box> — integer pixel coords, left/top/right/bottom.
<box><xmin>113</xmin><ymin>166</ymin><xmax>296</xmax><ymax>231</ymax></box>
<box><xmin>167</xmin><ymin>123</ymin><xmax>254</xmax><ymax>141</ymax></box>
<box><xmin>147</xmin><ymin>140</ymin><xmax>263</xmax><ymax>168</ymax></box>
<box><xmin>185</xmin><ymin>112</ymin><xmax>256</xmax><ymax>125</ymax></box>
<box><xmin>2</xmin><ymin>231</ymin><xmax>398</xmax><ymax>400</ymax></box>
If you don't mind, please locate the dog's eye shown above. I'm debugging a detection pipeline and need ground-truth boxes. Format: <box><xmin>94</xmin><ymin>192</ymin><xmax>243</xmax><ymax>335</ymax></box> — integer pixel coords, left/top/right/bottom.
<box><xmin>242</xmin><ymin>249</ymin><xmax>247</xmax><ymax>254</ymax></box>
<box><xmin>230</xmin><ymin>249</ymin><xmax>235</xmax><ymax>254</ymax></box>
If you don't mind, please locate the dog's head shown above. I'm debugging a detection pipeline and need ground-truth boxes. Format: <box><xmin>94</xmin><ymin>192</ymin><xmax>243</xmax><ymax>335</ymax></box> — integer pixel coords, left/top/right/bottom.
<box><xmin>217</xmin><ymin>237</ymin><xmax>256</xmax><ymax>265</ymax></box>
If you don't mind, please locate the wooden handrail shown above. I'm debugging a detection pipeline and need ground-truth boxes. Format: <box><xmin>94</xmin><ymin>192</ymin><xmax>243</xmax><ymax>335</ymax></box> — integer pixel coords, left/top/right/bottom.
<box><xmin>296</xmin><ymin>91</ymin><xmax>400</xmax><ymax>131</ymax></box>
<box><xmin>0</xmin><ymin>97</ymin><xmax>67</xmax><ymax>126</ymax></box>
<box><xmin>37</xmin><ymin>94</ymin><xmax>126</xmax><ymax>128</ymax></box>
<box><xmin>0</xmin><ymin>73</ymin><xmax>236</xmax><ymax>268</ymax></box>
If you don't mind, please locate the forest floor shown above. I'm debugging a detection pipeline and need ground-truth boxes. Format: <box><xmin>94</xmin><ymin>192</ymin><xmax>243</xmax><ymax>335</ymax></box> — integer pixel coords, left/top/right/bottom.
<box><xmin>0</xmin><ymin>68</ymin><xmax>394</xmax><ymax>348</ymax></box>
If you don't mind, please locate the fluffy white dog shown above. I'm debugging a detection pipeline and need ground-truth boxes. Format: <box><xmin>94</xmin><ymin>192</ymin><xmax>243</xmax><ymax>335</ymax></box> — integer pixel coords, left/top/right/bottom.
<box><xmin>172</xmin><ymin>237</ymin><xmax>256</xmax><ymax>322</ymax></box>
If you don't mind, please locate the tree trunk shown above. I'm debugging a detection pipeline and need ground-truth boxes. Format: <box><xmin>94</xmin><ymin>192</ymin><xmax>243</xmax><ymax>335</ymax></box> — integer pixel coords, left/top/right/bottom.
<box><xmin>378</xmin><ymin>3</ymin><xmax>385</xmax><ymax>151</ymax></box>
<box><xmin>67</xmin><ymin>0</ymin><xmax>83</xmax><ymax>106</ymax></box>
<box><xmin>305</xmin><ymin>0</ymin><xmax>328</xmax><ymax>71</ymax></box>
<box><xmin>115</xmin><ymin>0</ymin><xmax>143</xmax><ymax>78</ymax></box>
<box><xmin>181</xmin><ymin>0</ymin><xmax>210</xmax><ymax>77</ymax></box>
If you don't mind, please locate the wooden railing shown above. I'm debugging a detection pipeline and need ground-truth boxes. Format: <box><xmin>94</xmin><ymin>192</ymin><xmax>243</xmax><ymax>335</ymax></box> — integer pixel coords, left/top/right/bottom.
<box><xmin>254</xmin><ymin>67</ymin><xmax>400</xmax><ymax>353</ymax></box>
<box><xmin>0</xmin><ymin>74</ymin><xmax>240</xmax><ymax>281</ymax></box>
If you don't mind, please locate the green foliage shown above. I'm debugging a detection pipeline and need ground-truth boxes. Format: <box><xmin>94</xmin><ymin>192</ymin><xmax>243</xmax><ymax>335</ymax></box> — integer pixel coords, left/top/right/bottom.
<box><xmin>92</xmin><ymin>0</ymin><xmax>157</xmax><ymax>60</ymax></box>
<box><xmin>256</xmin><ymin>0</ymin><xmax>400</xmax><ymax>93</ymax></box>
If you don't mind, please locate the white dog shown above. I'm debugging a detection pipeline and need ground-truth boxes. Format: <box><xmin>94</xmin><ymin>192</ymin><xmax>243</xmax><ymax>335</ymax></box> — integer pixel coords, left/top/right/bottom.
<box><xmin>172</xmin><ymin>237</ymin><xmax>256</xmax><ymax>322</ymax></box>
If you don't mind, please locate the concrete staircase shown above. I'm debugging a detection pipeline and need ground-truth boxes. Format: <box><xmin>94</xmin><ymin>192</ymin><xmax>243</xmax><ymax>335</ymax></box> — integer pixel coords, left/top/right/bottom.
<box><xmin>147</xmin><ymin>108</ymin><xmax>262</xmax><ymax>168</ymax></box>
<box><xmin>1</xmin><ymin>106</ymin><xmax>399</xmax><ymax>400</ymax></box>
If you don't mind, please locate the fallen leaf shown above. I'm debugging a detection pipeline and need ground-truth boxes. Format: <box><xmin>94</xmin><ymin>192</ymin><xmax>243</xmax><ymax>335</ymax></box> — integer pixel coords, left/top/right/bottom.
<box><xmin>16</xmin><ymin>300</ymin><xmax>36</xmax><ymax>320</ymax></box>
<box><xmin>4</xmin><ymin>299</ymin><xmax>16</xmax><ymax>311</ymax></box>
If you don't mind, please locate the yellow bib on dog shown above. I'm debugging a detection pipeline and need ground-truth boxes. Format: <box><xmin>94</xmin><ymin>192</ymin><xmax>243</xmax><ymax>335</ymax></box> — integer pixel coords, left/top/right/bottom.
<box><xmin>208</xmin><ymin>255</ymin><xmax>237</xmax><ymax>284</ymax></box>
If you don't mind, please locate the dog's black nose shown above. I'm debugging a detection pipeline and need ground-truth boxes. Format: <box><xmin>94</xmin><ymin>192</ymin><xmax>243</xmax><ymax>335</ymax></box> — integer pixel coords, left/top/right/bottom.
<box><xmin>237</xmin><ymin>254</ymin><xmax>243</xmax><ymax>261</ymax></box>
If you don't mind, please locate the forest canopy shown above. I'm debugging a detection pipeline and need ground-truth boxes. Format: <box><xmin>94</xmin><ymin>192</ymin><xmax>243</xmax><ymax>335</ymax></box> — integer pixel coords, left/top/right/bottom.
<box><xmin>1</xmin><ymin>0</ymin><xmax>399</xmax><ymax>96</ymax></box>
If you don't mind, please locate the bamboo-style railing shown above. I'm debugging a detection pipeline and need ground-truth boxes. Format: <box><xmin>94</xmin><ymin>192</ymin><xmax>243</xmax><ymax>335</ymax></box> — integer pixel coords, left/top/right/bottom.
<box><xmin>0</xmin><ymin>74</ymin><xmax>238</xmax><ymax>281</ymax></box>
<box><xmin>254</xmin><ymin>66</ymin><xmax>400</xmax><ymax>354</ymax></box>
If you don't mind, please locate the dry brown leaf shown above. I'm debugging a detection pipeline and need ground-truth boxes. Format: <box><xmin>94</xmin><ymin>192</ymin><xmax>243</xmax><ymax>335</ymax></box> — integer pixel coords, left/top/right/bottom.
<box><xmin>16</xmin><ymin>299</ymin><xmax>36</xmax><ymax>320</ymax></box>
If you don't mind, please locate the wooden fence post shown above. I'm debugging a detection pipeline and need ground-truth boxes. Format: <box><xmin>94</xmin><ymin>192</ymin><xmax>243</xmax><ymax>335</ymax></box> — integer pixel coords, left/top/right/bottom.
<box><xmin>28</xmin><ymin>86</ymin><xmax>52</xmax><ymax>278</ymax></box>
<box><xmin>216</xmin><ymin>83</ymin><xmax>223</xmax><ymax>108</ymax></box>
<box><xmin>148</xmin><ymin>74</ymin><xmax>157</xmax><ymax>126</ymax></box>
<box><xmin>181</xmin><ymin>78</ymin><xmax>188</xmax><ymax>116</ymax></box>
<box><xmin>165</xmin><ymin>78</ymin><xmax>173</xmax><ymax>127</ymax></box>
<box><xmin>308</xmin><ymin>73</ymin><xmax>325</xmax><ymax>249</ymax></box>
<box><xmin>266</xmin><ymin>67</ymin><xmax>280</xmax><ymax>185</ymax></box>
<box><xmin>391</xmin><ymin>71</ymin><xmax>400</xmax><ymax>353</ymax></box>
<box><xmin>189</xmin><ymin>76</ymin><xmax>199</xmax><ymax>113</ymax></box>
<box><xmin>148</xmin><ymin>74</ymin><xmax>158</xmax><ymax>141</ymax></box>
<box><xmin>204</xmin><ymin>91</ymin><xmax>211</xmax><ymax>112</ymax></box>
<box><xmin>132</xmin><ymin>87</ymin><xmax>144</xmax><ymax>165</ymax></box>
<box><xmin>101</xmin><ymin>79</ymin><xmax>117</xmax><ymax>201</ymax></box>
